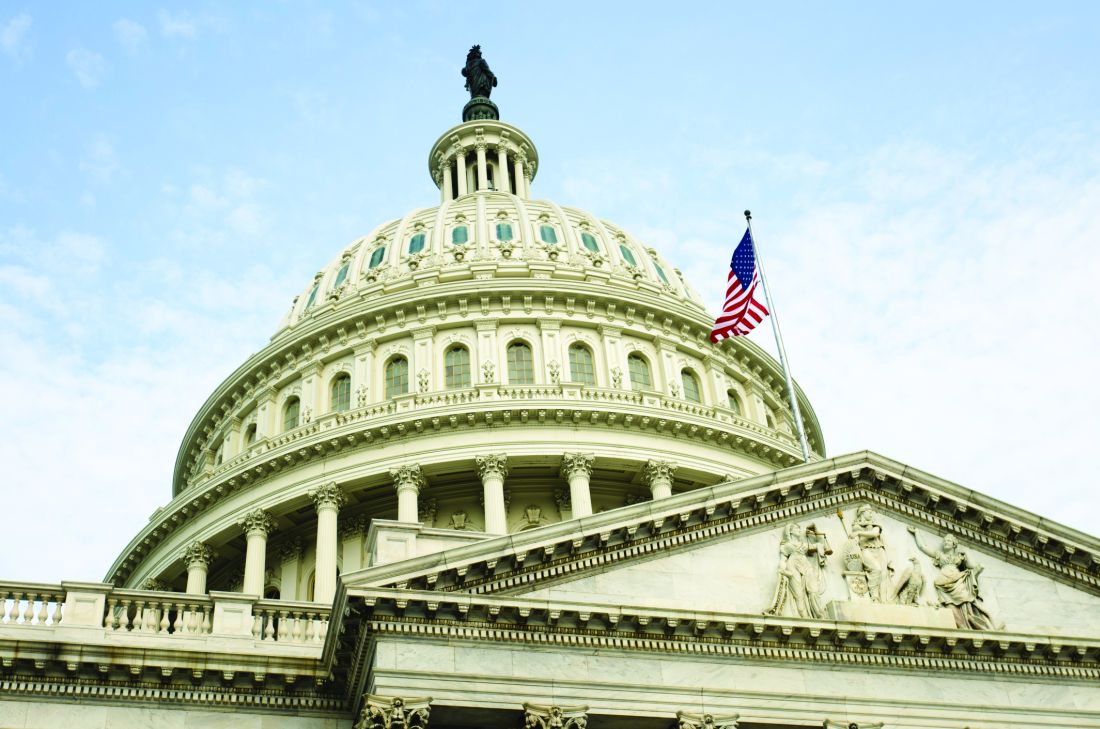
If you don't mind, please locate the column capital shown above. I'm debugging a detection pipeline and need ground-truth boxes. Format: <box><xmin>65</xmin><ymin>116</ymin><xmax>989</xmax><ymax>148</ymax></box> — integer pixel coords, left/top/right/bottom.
<box><xmin>676</xmin><ymin>711</ymin><xmax>739</xmax><ymax>729</ymax></box>
<box><xmin>275</xmin><ymin>537</ymin><xmax>304</xmax><ymax>564</ymax></box>
<box><xmin>309</xmin><ymin>482</ymin><xmax>348</xmax><ymax>511</ymax></box>
<box><xmin>237</xmin><ymin>508</ymin><xmax>276</xmax><ymax>538</ymax></box>
<box><xmin>390</xmin><ymin>464</ymin><xmax>426</xmax><ymax>494</ymax></box>
<box><xmin>560</xmin><ymin>453</ymin><xmax>595</xmax><ymax>480</ymax></box>
<box><xmin>339</xmin><ymin>515</ymin><xmax>368</xmax><ymax>540</ymax></box>
<box><xmin>475</xmin><ymin>454</ymin><xmax>508</xmax><ymax>481</ymax></box>
<box><xmin>522</xmin><ymin>703</ymin><xmax>588</xmax><ymax>729</ymax></box>
<box><xmin>643</xmin><ymin>460</ymin><xmax>677</xmax><ymax>485</ymax></box>
<box><xmin>823</xmin><ymin>722</ymin><xmax>883</xmax><ymax>729</ymax></box>
<box><xmin>358</xmin><ymin>695</ymin><xmax>433</xmax><ymax>729</ymax></box>
<box><xmin>182</xmin><ymin>541</ymin><xmax>217</xmax><ymax>570</ymax></box>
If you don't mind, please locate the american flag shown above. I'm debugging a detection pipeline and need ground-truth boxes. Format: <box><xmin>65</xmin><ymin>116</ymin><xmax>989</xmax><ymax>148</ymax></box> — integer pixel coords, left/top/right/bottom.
<box><xmin>710</xmin><ymin>228</ymin><xmax>769</xmax><ymax>341</ymax></box>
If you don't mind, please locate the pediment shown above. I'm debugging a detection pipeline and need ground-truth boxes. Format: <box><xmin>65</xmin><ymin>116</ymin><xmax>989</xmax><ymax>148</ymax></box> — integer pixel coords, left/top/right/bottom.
<box><xmin>343</xmin><ymin>451</ymin><xmax>1100</xmax><ymax>637</ymax></box>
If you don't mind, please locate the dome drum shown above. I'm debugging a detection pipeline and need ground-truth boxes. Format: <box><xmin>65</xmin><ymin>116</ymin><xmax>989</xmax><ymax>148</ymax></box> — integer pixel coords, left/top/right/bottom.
<box><xmin>429</xmin><ymin>120</ymin><xmax>538</xmax><ymax>201</ymax></box>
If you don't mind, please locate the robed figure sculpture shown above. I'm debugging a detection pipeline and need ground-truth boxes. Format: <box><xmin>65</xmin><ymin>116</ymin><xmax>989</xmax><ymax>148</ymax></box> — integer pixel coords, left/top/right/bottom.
<box><xmin>462</xmin><ymin>45</ymin><xmax>498</xmax><ymax>98</ymax></box>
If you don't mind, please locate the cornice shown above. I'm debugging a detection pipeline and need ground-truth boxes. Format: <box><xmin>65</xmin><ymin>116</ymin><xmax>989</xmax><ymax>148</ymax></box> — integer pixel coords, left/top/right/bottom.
<box><xmin>341</xmin><ymin>586</ymin><xmax>1100</xmax><ymax>681</ymax></box>
<box><xmin>109</xmin><ymin>394</ymin><xmax>805</xmax><ymax>586</ymax></box>
<box><xmin>171</xmin><ymin>267</ymin><xmax>823</xmax><ymax>496</ymax></box>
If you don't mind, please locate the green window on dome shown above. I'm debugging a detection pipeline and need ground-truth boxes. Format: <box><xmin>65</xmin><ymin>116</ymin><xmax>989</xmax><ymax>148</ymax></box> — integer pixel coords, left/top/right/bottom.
<box><xmin>727</xmin><ymin>390</ymin><xmax>742</xmax><ymax>415</ymax></box>
<box><xmin>581</xmin><ymin>232</ymin><xmax>599</xmax><ymax>252</ymax></box>
<box><xmin>506</xmin><ymin>342</ymin><xmax>534</xmax><ymax>384</ymax></box>
<box><xmin>627</xmin><ymin>353</ymin><xmax>651</xmax><ymax>390</ymax></box>
<box><xmin>368</xmin><ymin>247</ymin><xmax>385</xmax><ymax>268</ymax></box>
<box><xmin>304</xmin><ymin>284</ymin><xmax>320</xmax><ymax>310</ymax></box>
<box><xmin>539</xmin><ymin>225</ymin><xmax>558</xmax><ymax>245</ymax></box>
<box><xmin>385</xmin><ymin>357</ymin><xmax>408</xmax><ymax>399</ymax></box>
<box><xmin>445</xmin><ymin>346</ymin><xmax>471</xmax><ymax>389</ymax></box>
<box><xmin>330</xmin><ymin>373</ymin><xmax>351</xmax><ymax>412</ymax></box>
<box><xmin>619</xmin><ymin>245</ymin><xmax>637</xmax><ymax>267</ymax></box>
<box><xmin>452</xmin><ymin>226</ymin><xmax>468</xmax><ymax>245</ymax></box>
<box><xmin>568</xmin><ymin>344</ymin><xmax>595</xmax><ymax>385</ymax></box>
<box><xmin>408</xmin><ymin>233</ymin><xmax>425</xmax><ymax>254</ymax></box>
<box><xmin>653</xmin><ymin>262</ymin><xmax>669</xmax><ymax>284</ymax></box>
<box><xmin>283</xmin><ymin>397</ymin><xmax>300</xmax><ymax>432</ymax></box>
<box><xmin>333</xmin><ymin>262</ymin><xmax>350</xmax><ymax>289</ymax></box>
<box><xmin>496</xmin><ymin>223</ymin><xmax>513</xmax><ymax>241</ymax></box>
<box><xmin>681</xmin><ymin>369</ymin><xmax>702</xmax><ymax>403</ymax></box>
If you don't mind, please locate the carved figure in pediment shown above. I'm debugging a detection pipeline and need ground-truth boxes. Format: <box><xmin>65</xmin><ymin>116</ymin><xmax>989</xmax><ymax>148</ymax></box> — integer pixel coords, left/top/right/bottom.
<box><xmin>908</xmin><ymin>527</ymin><xmax>1002</xmax><ymax>630</ymax></box>
<box><xmin>355</xmin><ymin>695</ymin><xmax>432</xmax><ymax>729</ymax></box>
<box><xmin>889</xmin><ymin>556</ymin><xmax>927</xmax><ymax>606</ymax></box>
<box><xmin>765</xmin><ymin>521</ymin><xmax>831</xmax><ymax>619</ymax></box>
<box><xmin>839</xmin><ymin>505</ymin><xmax>892</xmax><ymax>602</ymax></box>
<box><xmin>677</xmin><ymin>710</ymin><xmax>739</xmax><ymax>729</ymax></box>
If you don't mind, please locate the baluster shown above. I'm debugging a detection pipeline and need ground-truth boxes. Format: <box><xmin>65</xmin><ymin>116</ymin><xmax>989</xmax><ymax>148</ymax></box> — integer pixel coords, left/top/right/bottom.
<box><xmin>118</xmin><ymin>599</ymin><xmax>132</xmax><ymax>631</ymax></box>
<box><xmin>316</xmin><ymin>615</ymin><xmax>328</xmax><ymax>642</ymax></box>
<box><xmin>133</xmin><ymin>600</ymin><xmax>146</xmax><ymax>631</ymax></box>
<box><xmin>252</xmin><ymin>612</ymin><xmax>263</xmax><ymax>640</ymax></box>
<box><xmin>186</xmin><ymin>603</ymin><xmax>198</xmax><ymax>634</ymax></box>
<box><xmin>159</xmin><ymin>600</ymin><xmax>170</xmax><ymax>633</ymax></box>
<box><xmin>51</xmin><ymin>593</ymin><xmax>62</xmax><ymax>625</ymax></box>
<box><xmin>291</xmin><ymin>611</ymin><xmax>303</xmax><ymax>642</ymax></box>
<box><xmin>2</xmin><ymin>592</ymin><xmax>14</xmax><ymax>623</ymax></box>
<box><xmin>303</xmin><ymin>612</ymin><xmax>315</xmax><ymax>642</ymax></box>
<box><xmin>277</xmin><ymin>610</ymin><xmax>289</xmax><ymax>641</ymax></box>
<box><xmin>171</xmin><ymin>603</ymin><xmax>184</xmax><ymax>634</ymax></box>
<box><xmin>33</xmin><ymin>593</ymin><xmax>47</xmax><ymax>624</ymax></box>
<box><xmin>264</xmin><ymin>609</ymin><xmax>275</xmax><ymax>640</ymax></box>
<box><xmin>200</xmin><ymin>605</ymin><xmax>211</xmax><ymax>634</ymax></box>
<box><xmin>104</xmin><ymin>597</ymin><xmax>117</xmax><ymax>629</ymax></box>
<box><xmin>20</xmin><ymin>592</ymin><xmax>34</xmax><ymax>623</ymax></box>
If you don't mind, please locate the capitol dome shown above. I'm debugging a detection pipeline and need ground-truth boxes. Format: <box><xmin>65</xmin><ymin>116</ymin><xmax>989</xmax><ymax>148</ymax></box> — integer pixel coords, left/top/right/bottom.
<box><xmin>107</xmin><ymin>93</ymin><xmax>823</xmax><ymax>599</ymax></box>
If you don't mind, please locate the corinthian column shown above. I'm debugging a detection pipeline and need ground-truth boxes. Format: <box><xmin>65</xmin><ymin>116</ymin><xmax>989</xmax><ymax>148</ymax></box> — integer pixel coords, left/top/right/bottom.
<box><xmin>475</xmin><ymin>141</ymin><xmax>488</xmax><ymax>191</ymax></box>
<box><xmin>182</xmin><ymin>541</ymin><xmax>217</xmax><ymax>594</ymax></box>
<box><xmin>237</xmin><ymin>508</ymin><xmax>276</xmax><ymax>596</ymax></box>
<box><xmin>643</xmin><ymin>460</ymin><xmax>676</xmax><ymax>500</ymax></box>
<box><xmin>454</xmin><ymin>147</ymin><xmax>468</xmax><ymax>196</ymax></box>
<box><xmin>391</xmin><ymin>464</ymin><xmax>425</xmax><ymax>524</ymax></box>
<box><xmin>308</xmin><ymin>483</ymin><xmax>347</xmax><ymax>604</ymax></box>
<box><xmin>476</xmin><ymin>454</ymin><xmax>508</xmax><ymax>534</ymax></box>
<box><xmin>560</xmin><ymin>453</ymin><xmax>595</xmax><ymax>518</ymax></box>
<box><xmin>496</xmin><ymin>145</ymin><xmax>510</xmax><ymax>194</ymax></box>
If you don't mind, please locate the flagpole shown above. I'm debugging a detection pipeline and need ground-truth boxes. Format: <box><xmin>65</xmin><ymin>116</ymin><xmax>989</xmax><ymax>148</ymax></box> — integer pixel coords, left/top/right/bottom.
<box><xmin>744</xmin><ymin>210</ymin><xmax>812</xmax><ymax>463</ymax></box>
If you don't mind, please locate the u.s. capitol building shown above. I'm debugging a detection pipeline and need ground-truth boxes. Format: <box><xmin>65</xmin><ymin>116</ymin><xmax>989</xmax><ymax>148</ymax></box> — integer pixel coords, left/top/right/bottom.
<box><xmin>2</xmin><ymin>49</ymin><xmax>1099</xmax><ymax>729</ymax></box>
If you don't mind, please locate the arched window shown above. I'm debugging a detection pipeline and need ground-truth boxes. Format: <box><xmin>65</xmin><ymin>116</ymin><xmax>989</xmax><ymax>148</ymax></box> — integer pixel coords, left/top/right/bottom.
<box><xmin>681</xmin><ymin>369</ymin><xmax>702</xmax><ymax>403</ymax></box>
<box><xmin>445</xmin><ymin>346</ymin><xmax>471</xmax><ymax>389</ymax></box>
<box><xmin>539</xmin><ymin>225</ymin><xmax>558</xmax><ymax>245</ymax></box>
<box><xmin>619</xmin><ymin>245</ymin><xmax>638</xmax><ymax>267</ymax></box>
<box><xmin>408</xmin><ymin>233</ymin><xmax>425</xmax><ymax>254</ymax></box>
<box><xmin>330</xmin><ymin>373</ymin><xmax>351</xmax><ymax>412</ymax></box>
<box><xmin>653</xmin><ymin>261</ymin><xmax>670</xmax><ymax>284</ymax></box>
<box><xmin>283</xmin><ymin>397</ymin><xmax>300</xmax><ymax>432</ymax></box>
<box><xmin>726</xmin><ymin>389</ymin><xmax>742</xmax><ymax>415</ymax></box>
<box><xmin>368</xmin><ymin>246</ymin><xmax>385</xmax><ymax>268</ymax></box>
<box><xmin>452</xmin><ymin>226</ymin><xmax>468</xmax><ymax>245</ymax></box>
<box><xmin>568</xmin><ymin>344</ymin><xmax>595</xmax><ymax>385</ymax></box>
<box><xmin>303</xmin><ymin>284</ymin><xmax>320</xmax><ymax>311</ymax></box>
<box><xmin>384</xmin><ymin>357</ymin><xmax>409</xmax><ymax>399</ymax></box>
<box><xmin>332</xmin><ymin>261</ymin><xmax>350</xmax><ymax>289</ymax></box>
<box><xmin>627</xmin><ymin>353</ymin><xmax>651</xmax><ymax>390</ymax></box>
<box><xmin>496</xmin><ymin>223</ymin><xmax>513</xmax><ymax>241</ymax></box>
<box><xmin>244</xmin><ymin>423</ymin><xmax>257</xmax><ymax>445</ymax></box>
<box><xmin>580</xmin><ymin>232</ymin><xmax>599</xmax><ymax>252</ymax></box>
<box><xmin>506</xmin><ymin>342</ymin><xmax>534</xmax><ymax>384</ymax></box>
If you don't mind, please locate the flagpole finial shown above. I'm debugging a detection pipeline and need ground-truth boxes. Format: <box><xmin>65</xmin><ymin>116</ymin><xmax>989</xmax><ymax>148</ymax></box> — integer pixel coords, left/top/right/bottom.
<box><xmin>744</xmin><ymin>210</ymin><xmax>752</xmax><ymax>221</ymax></box>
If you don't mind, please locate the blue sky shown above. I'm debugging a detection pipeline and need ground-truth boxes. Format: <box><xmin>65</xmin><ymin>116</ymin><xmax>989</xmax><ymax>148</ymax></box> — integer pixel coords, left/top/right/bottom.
<box><xmin>2</xmin><ymin>3</ymin><xmax>1099</xmax><ymax>582</ymax></box>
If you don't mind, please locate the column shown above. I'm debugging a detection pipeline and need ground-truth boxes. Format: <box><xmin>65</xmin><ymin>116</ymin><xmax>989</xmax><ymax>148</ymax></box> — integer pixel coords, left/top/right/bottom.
<box><xmin>523</xmin><ymin>704</ymin><xmax>587</xmax><ymax>729</ymax></box>
<box><xmin>308</xmin><ymin>482</ymin><xmax>347</xmax><ymax>604</ymax></box>
<box><xmin>455</xmin><ymin>148</ymin><xmax>468</xmax><ymax>196</ymax></box>
<box><xmin>390</xmin><ymin>464</ymin><xmax>425</xmax><ymax>523</ymax></box>
<box><xmin>643</xmin><ymin>460</ymin><xmax>676</xmax><ymax>500</ymax></box>
<box><xmin>476</xmin><ymin>454</ymin><xmax>508</xmax><ymax>534</ymax></box>
<box><xmin>513</xmin><ymin>155</ymin><xmax>525</xmax><ymax>199</ymax></box>
<box><xmin>442</xmin><ymin>160</ymin><xmax>453</xmax><ymax>200</ymax></box>
<box><xmin>496</xmin><ymin>146</ymin><xmax>510</xmax><ymax>194</ymax></box>
<box><xmin>182</xmin><ymin>541</ymin><xmax>217</xmax><ymax>594</ymax></box>
<box><xmin>237</xmin><ymin>508</ymin><xmax>276</xmax><ymax>596</ymax></box>
<box><xmin>560</xmin><ymin>453</ymin><xmax>594</xmax><ymax>518</ymax></box>
<box><xmin>475</xmin><ymin>142</ymin><xmax>489</xmax><ymax>191</ymax></box>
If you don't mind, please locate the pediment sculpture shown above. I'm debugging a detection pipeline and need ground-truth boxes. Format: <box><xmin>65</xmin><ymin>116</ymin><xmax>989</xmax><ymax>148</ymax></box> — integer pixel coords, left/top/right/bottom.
<box><xmin>908</xmin><ymin>526</ymin><xmax>1004</xmax><ymax>630</ymax></box>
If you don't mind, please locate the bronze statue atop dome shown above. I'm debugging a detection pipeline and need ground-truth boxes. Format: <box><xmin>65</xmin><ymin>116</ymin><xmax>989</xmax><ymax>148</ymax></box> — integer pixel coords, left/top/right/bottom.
<box><xmin>462</xmin><ymin>45</ymin><xmax>497</xmax><ymax>99</ymax></box>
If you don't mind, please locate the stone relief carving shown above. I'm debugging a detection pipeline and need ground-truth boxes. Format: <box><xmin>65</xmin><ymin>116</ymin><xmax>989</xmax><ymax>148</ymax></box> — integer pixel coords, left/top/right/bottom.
<box><xmin>765</xmin><ymin>522</ymin><xmax>831</xmax><ymax>619</ymax></box>
<box><xmin>447</xmin><ymin>510</ymin><xmax>477</xmax><ymax>531</ymax></box>
<box><xmin>908</xmin><ymin>526</ymin><xmax>1003</xmax><ymax>630</ymax></box>
<box><xmin>355</xmin><ymin>695</ymin><xmax>432</xmax><ymax>729</ymax></box>
<box><xmin>677</xmin><ymin>711</ymin><xmax>739</xmax><ymax>729</ymax></box>
<box><xmin>482</xmin><ymin>360</ymin><xmax>496</xmax><ymax>383</ymax></box>
<box><xmin>522</xmin><ymin>703</ymin><xmax>588</xmax><ymax>729</ymax></box>
<box><xmin>520</xmin><ymin>504</ymin><xmax>546</xmax><ymax>530</ymax></box>
<box><xmin>890</xmin><ymin>556</ymin><xmax>927</xmax><ymax>606</ymax></box>
<box><xmin>182</xmin><ymin>541</ymin><xmax>217</xmax><ymax>570</ymax></box>
<box><xmin>548</xmin><ymin>360</ymin><xmax>561</xmax><ymax>385</ymax></box>
<box><xmin>610</xmin><ymin>366</ymin><xmax>623</xmax><ymax>388</ymax></box>
<box><xmin>839</xmin><ymin>505</ymin><xmax>891</xmax><ymax>602</ymax></box>
<box><xmin>417</xmin><ymin>369</ymin><xmax>430</xmax><ymax>393</ymax></box>
<box><xmin>475</xmin><ymin>453</ymin><xmax>509</xmax><ymax>480</ymax></box>
<box><xmin>237</xmin><ymin>508</ymin><xmax>276</xmax><ymax>537</ymax></box>
<box><xmin>356</xmin><ymin>385</ymin><xmax>368</xmax><ymax>407</ymax></box>
<box><xmin>309</xmin><ymin>482</ymin><xmax>348</xmax><ymax>510</ymax></box>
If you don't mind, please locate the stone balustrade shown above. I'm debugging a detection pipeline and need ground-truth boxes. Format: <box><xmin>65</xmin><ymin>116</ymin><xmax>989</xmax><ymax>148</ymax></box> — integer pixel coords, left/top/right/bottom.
<box><xmin>0</xmin><ymin>582</ymin><xmax>65</xmax><ymax>626</ymax></box>
<box><xmin>104</xmin><ymin>590</ymin><xmax>213</xmax><ymax>635</ymax></box>
<box><xmin>251</xmin><ymin>599</ymin><xmax>330</xmax><ymax>643</ymax></box>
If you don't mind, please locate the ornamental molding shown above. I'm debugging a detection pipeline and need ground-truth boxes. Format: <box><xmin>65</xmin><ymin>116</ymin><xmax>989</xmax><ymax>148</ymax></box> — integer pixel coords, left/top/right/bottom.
<box><xmin>475</xmin><ymin>453</ymin><xmax>509</xmax><ymax>481</ymax></box>
<box><xmin>275</xmin><ymin>537</ymin><xmax>304</xmax><ymax>563</ymax></box>
<box><xmin>237</xmin><ymin>508</ymin><xmax>276</xmax><ymax>537</ymax></box>
<box><xmin>309</xmin><ymin>482</ymin><xmax>348</xmax><ymax>510</ymax></box>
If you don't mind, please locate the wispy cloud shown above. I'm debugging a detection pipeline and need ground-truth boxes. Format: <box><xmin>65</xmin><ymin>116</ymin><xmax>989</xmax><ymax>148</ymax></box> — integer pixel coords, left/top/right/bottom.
<box><xmin>66</xmin><ymin>47</ymin><xmax>106</xmax><ymax>89</ymax></box>
<box><xmin>158</xmin><ymin>9</ymin><xmax>197</xmax><ymax>39</ymax></box>
<box><xmin>1</xmin><ymin>13</ymin><xmax>31</xmax><ymax>61</ymax></box>
<box><xmin>113</xmin><ymin>18</ymin><xmax>148</xmax><ymax>54</ymax></box>
<box><xmin>79</xmin><ymin>135</ymin><xmax>120</xmax><ymax>183</ymax></box>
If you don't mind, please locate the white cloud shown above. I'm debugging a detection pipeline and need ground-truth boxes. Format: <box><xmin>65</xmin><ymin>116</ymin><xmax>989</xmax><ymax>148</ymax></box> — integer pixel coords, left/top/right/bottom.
<box><xmin>113</xmin><ymin>18</ymin><xmax>148</xmax><ymax>54</ymax></box>
<box><xmin>66</xmin><ymin>47</ymin><xmax>105</xmax><ymax>89</ymax></box>
<box><xmin>158</xmin><ymin>9</ymin><xmax>196</xmax><ymax>39</ymax></box>
<box><xmin>1</xmin><ymin>13</ymin><xmax>31</xmax><ymax>60</ymax></box>
<box><xmin>79</xmin><ymin>135</ymin><xmax>120</xmax><ymax>183</ymax></box>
